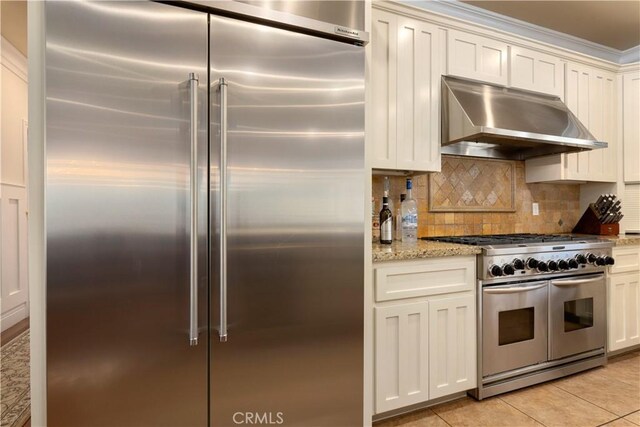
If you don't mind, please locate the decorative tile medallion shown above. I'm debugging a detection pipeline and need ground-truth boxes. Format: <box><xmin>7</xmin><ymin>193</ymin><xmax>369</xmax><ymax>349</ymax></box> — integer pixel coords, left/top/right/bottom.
<box><xmin>429</xmin><ymin>156</ymin><xmax>516</xmax><ymax>212</ymax></box>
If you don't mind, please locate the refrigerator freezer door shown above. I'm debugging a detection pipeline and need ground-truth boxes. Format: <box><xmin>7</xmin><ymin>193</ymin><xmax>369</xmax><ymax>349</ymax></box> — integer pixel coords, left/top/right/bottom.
<box><xmin>45</xmin><ymin>2</ymin><xmax>208</xmax><ymax>425</ymax></box>
<box><xmin>209</xmin><ymin>14</ymin><xmax>365</xmax><ymax>427</ymax></box>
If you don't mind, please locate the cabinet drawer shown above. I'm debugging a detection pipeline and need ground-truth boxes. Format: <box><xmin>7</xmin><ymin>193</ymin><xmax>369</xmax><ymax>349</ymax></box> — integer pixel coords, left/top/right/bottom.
<box><xmin>375</xmin><ymin>256</ymin><xmax>476</xmax><ymax>302</ymax></box>
<box><xmin>611</xmin><ymin>246</ymin><xmax>640</xmax><ymax>274</ymax></box>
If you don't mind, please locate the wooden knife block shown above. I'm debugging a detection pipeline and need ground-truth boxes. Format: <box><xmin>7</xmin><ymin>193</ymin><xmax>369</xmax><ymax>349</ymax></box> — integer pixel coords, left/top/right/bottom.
<box><xmin>572</xmin><ymin>204</ymin><xmax>619</xmax><ymax>235</ymax></box>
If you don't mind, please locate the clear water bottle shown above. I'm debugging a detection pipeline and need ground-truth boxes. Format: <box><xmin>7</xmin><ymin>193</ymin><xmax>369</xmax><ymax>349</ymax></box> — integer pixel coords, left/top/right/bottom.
<box><xmin>395</xmin><ymin>194</ymin><xmax>405</xmax><ymax>240</ymax></box>
<box><xmin>401</xmin><ymin>178</ymin><xmax>418</xmax><ymax>243</ymax></box>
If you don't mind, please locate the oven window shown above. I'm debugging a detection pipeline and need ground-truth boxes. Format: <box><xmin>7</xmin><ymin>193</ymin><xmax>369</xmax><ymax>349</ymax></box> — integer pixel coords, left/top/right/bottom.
<box><xmin>564</xmin><ymin>298</ymin><xmax>594</xmax><ymax>332</ymax></box>
<box><xmin>498</xmin><ymin>307</ymin><xmax>535</xmax><ymax>345</ymax></box>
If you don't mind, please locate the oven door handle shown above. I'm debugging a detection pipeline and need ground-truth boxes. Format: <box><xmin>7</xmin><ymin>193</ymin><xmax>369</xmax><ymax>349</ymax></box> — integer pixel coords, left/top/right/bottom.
<box><xmin>483</xmin><ymin>283</ymin><xmax>547</xmax><ymax>294</ymax></box>
<box><xmin>551</xmin><ymin>274</ymin><xmax>604</xmax><ymax>286</ymax></box>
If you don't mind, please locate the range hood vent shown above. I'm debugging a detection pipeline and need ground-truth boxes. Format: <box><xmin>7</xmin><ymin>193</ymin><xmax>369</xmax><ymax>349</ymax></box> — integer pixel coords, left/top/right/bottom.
<box><xmin>441</xmin><ymin>75</ymin><xmax>606</xmax><ymax>160</ymax></box>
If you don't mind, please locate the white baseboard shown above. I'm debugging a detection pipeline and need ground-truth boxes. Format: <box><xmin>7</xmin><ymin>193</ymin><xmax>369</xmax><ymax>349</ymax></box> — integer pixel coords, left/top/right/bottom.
<box><xmin>1</xmin><ymin>302</ymin><xmax>28</xmax><ymax>332</ymax></box>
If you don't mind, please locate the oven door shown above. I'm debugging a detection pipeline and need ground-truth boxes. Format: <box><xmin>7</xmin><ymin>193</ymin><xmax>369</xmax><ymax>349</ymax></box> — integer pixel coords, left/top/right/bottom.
<box><xmin>549</xmin><ymin>274</ymin><xmax>606</xmax><ymax>360</ymax></box>
<box><xmin>482</xmin><ymin>281</ymin><xmax>548</xmax><ymax>377</ymax></box>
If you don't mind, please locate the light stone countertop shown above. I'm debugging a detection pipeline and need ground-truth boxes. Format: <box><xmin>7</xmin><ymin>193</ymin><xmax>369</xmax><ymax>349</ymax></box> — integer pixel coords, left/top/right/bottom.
<box><xmin>372</xmin><ymin>240</ymin><xmax>482</xmax><ymax>262</ymax></box>
<box><xmin>599</xmin><ymin>235</ymin><xmax>640</xmax><ymax>246</ymax></box>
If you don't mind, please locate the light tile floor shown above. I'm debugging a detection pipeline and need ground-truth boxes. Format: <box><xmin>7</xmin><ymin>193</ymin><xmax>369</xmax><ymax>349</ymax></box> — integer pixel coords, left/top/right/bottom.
<box><xmin>375</xmin><ymin>351</ymin><xmax>640</xmax><ymax>427</ymax></box>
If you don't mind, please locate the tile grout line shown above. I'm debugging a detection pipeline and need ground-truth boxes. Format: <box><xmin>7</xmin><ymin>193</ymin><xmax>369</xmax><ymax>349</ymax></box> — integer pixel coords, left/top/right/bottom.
<box><xmin>430</xmin><ymin>409</ymin><xmax>453</xmax><ymax>427</ymax></box>
<box><xmin>595</xmin><ymin>415</ymin><xmax>625</xmax><ymax>427</ymax></box>
<box><xmin>617</xmin><ymin>410</ymin><xmax>640</xmax><ymax>426</ymax></box>
<box><xmin>551</xmin><ymin>377</ymin><xmax>634</xmax><ymax>420</ymax></box>
<box><xmin>497</xmin><ymin>395</ymin><xmax>551</xmax><ymax>426</ymax></box>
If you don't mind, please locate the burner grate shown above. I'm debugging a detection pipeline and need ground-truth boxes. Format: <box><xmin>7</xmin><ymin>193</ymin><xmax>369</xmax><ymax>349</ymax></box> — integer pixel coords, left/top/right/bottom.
<box><xmin>423</xmin><ymin>233</ymin><xmax>580</xmax><ymax>246</ymax></box>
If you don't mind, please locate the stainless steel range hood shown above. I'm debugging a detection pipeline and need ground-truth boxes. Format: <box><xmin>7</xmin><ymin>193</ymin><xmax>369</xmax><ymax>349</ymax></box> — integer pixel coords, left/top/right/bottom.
<box><xmin>441</xmin><ymin>75</ymin><xmax>606</xmax><ymax>160</ymax></box>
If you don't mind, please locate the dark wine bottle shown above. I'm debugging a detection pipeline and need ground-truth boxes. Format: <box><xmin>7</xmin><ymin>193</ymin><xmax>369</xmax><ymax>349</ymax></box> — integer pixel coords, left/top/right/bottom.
<box><xmin>380</xmin><ymin>196</ymin><xmax>393</xmax><ymax>244</ymax></box>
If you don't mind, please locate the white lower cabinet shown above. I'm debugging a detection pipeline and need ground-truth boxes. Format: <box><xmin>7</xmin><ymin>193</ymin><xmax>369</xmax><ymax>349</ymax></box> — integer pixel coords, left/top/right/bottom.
<box><xmin>608</xmin><ymin>246</ymin><xmax>640</xmax><ymax>352</ymax></box>
<box><xmin>373</xmin><ymin>257</ymin><xmax>477</xmax><ymax>414</ymax></box>
<box><xmin>608</xmin><ymin>272</ymin><xmax>640</xmax><ymax>351</ymax></box>
<box><xmin>375</xmin><ymin>301</ymin><xmax>429</xmax><ymax>413</ymax></box>
<box><xmin>428</xmin><ymin>294</ymin><xmax>476</xmax><ymax>399</ymax></box>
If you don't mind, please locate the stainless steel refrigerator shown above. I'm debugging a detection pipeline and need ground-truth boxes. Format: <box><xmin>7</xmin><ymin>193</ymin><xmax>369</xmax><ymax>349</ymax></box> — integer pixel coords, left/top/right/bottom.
<box><xmin>45</xmin><ymin>1</ymin><xmax>365</xmax><ymax>426</ymax></box>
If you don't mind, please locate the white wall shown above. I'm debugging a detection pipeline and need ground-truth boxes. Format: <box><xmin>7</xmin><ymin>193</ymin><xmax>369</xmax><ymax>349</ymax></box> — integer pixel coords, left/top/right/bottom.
<box><xmin>1</xmin><ymin>36</ymin><xmax>29</xmax><ymax>332</ymax></box>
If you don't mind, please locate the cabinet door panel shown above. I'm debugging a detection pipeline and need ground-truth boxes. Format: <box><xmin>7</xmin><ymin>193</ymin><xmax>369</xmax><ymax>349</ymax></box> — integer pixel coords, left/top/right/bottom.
<box><xmin>565</xmin><ymin>65</ymin><xmax>616</xmax><ymax>182</ymax></box>
<box><xmin>396</xmin><ymin>17</ymin><xmax>440</xmax><ymax>171</ymax></box>
<box><xmin>527</xmin><ymin>63</ymin><xmax>616</xmax><ymax>183</ymax></box>
<box><xmin>601</xmin><ymin>75</ymin><xmax>617</xmax><ymax>182</ymax></box>
<box><xmin>608</xmin><ymin>272</ymin><xmax>640</xmax><ymax>352</ymax></box>
<box><xmin>623</xmin><ymin>72</ymin><xmax>640</xmax><ymax>183</ymax></box>
<box><xmin>588</xmin><ymin>74</ymin><xmax>605</xmax><ymax>180</ymax></box>
<box><xmin>371</xmin><ymin>9</ymin><xmax>440</xmax><ymax>172</ymax></box>
<box><xmin>375</xmin><ymin>301</ymin><xmax>429</xmax><ymax>413</ymax></box>
<box><xmin>565</xmin><ymin>64</ymin><xmax>591</xmax><ymax>180</ymax></box>
<box><xmin>428</xmin><ymin>294</ymin><xmax>477</xmax><ymax>399</ymax></box>
<box><xmin>510</xmin><ymin>46</ymin><xmax>564</xmax><ymax>97</ymax></box>
<box><xmin>447</xmin><ymin>30</ymin><xmax>508</xmax><ymax>85</ymax></box>
<box><xmin>371</xmin><ymin>9</ymin><xmax>397</xmax><ymax>168</ymax></box>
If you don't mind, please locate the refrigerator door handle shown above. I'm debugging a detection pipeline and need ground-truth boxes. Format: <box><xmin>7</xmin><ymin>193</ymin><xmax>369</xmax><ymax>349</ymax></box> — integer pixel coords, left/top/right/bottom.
<box><xmin>189</xmin><ymin>72</ymin><xmax>199</xmax><ymax>346</ymax></box>
<box><xmin>219</xmin><ymin>77</ymin><xmax>229</xmax><ymax>343</ymax></box>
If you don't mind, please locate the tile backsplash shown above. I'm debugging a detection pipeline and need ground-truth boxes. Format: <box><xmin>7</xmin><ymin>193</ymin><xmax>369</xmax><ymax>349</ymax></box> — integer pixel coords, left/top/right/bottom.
<box><xmin>429</xmin><ymin>156</ymin><xmax>516</xmax><ymax>212</ymax></box>
<box><xmin>373</xmin><ymin>156</ymin><xmax>581</xmax><ymax>237</ymax></box>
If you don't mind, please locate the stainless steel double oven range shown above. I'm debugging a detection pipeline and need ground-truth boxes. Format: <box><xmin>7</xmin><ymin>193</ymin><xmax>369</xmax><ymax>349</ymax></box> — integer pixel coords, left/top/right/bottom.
<box><xmin>428</xmin><ymin>234</ymin><xmax>614</xmax><ymax>399</ymax></box>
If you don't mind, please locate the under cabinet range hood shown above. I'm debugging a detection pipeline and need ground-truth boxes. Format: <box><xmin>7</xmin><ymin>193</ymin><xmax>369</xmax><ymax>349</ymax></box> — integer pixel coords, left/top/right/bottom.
<box><xmin>441</xmin><ymin>75</ymin><xmax>606</xmax><ymax>160</ymax></box>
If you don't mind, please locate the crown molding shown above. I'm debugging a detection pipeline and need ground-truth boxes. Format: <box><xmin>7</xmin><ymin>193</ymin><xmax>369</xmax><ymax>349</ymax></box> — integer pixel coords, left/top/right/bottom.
<box><xmin>397</xmin><ymin>0</ymin><xmax>639</xmax><ymax>65</ymax></box>
<box><xmin>619</xmin><ymin>61</ymin><xmax>640</xmax><ymax>74</ymax></box>
<box><xmin>621</xmin><ymin>46</ymin><xmax>640</xmax><ymax>65</ymax></box>
<box><xmin>1</xmin><ymin>37</ymin><xmax>28</xmax><ymax>82</ymax></box>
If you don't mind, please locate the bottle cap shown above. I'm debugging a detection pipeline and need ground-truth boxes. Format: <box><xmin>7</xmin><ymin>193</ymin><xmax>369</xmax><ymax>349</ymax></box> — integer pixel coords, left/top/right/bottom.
<box><xmin>382</xmin><ymin>196</ymin><xmax>389</xmax><ymax>204</ymax></box>
<box><xmin>406</xmin><ymin>178</ymin><xmax>412</xmax><ymax>190</ymax></box>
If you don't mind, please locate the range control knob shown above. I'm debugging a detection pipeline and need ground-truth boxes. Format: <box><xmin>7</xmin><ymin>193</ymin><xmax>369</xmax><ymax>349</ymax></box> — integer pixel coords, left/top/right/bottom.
<box><xmin>568</xmin><ymin>258</ymin><xmax>579</xmax><ymax>269</ymax></box>
<box><xmin>576</xmin><ymin>254</ymin><xmax>588</xmax><ymax>265</ymax></box>
<box><xmin>548</xmin><ymin>260</ymin><xmax>559</xmax><ymax>271</ymax></box>
<box><xmin>513</xmin><ymin>259</ymin><xmax>525</xmax><ymax>270</ymax></box>
<box><xmin>502</xmin><ymin>264</ymin><xmax>516</xmax><ymax>276</ymax></box>
<box><xmin>489</xmin><ymin>264</ymin><xmax>503</xmax><ymax>277</ymax></box>
<box><xmin>526</xmin><ymin>258</ymin><xmax>539</xmax><ymax>269</ymax></box>
<box><xmin>587</xmin><ymin>253</ymin><xmax>598</xmax><ymax>264</ymax></box>
<box><xmin>604</xmin><ymin>256</ymin><xmax>615</xmax><ymax>266</ymax></box>
<box><xmin>596</xmin><ymin>257</ymin><xmax>606</xmax><ymax>266</ymax></box>
<box><xmin>558</xmin><ymin>259</ymin><xmax>569</xmax><ymax>270</ymax></box>
<box><xmin>537</xmin><ymin>261</ymin><xmax>549</xmax><ymax>272</ymax></box>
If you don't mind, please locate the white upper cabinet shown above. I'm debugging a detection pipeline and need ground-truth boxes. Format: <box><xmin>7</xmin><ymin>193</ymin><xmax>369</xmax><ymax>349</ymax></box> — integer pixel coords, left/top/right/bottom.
<box><xmin>526</xmin><ymin>63</ymin><xmax>617</xmax><ymax>183</ymax></box>
<box><xmin>371</xmin><ymin>5</ymin><xmax>626</xmax><ymax>182</ymax></box>
<box><xmin>566</xmin><ymin>64</ymin><xmax>617</xmax><ymax>182</ymax></box>
<box><xmin>509</xmin><ymin>46</ymin><xmax>564</xmax><ymax>97</ymax></box>
<box><xmin>447</xmin><ymin>29</ymin><xmax>508</xmax><ymax>85</ymax></box>
<box><xmin>371</xmin><ymin>8</ymin><xmax>441</xmax><ymax>172</ymax></box>
<box><xmin>623</xmin><ymin>72</ymin><xmax>640</xmax><ymax>183</ymax></box>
